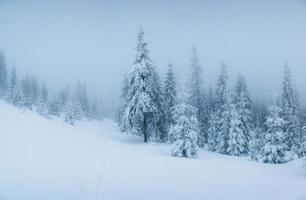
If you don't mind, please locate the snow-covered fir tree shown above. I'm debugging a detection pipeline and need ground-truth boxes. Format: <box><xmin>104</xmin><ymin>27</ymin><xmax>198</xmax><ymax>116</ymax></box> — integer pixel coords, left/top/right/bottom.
<box><xmin>119</xmin><ymin>28</ymin><xmax>163</xmax><ymax>142</ymax></box>
<box><xmin>233</xmin><ymin>75</ymin><xmax>252</xmax><ymax>154</ymax></box>
<box><xmin>163</xmin><ymin>63</ymin><xmax>177</xmax><ymax>141</ymax></box>
<box><xmin>208</xmin><ymin>63</ymin><xmax>231</xmax><ymax>154</ymax></box>
<box><xmin>227</xmin><ymin>102</ymin><xmax>248</xmax><ymax>156</ymax></box>
<box><xmin>281</xmin><ymin>63</ymin><xmax>301</xmax><ymax>154</ymax></box>
<box><xmin>152</xmin><ymin>68</ymin><xmax>166</xmax><ymax>141</ymax></box>
<box><xmin>202</xmin><ymin>86</ymin><xmax>215</xmax><ymax>144</ymax></box>
<box><xmin>260</xmin><ymin>99</ymin><xmax>288</xmax><ymax>164</ymax></box>
<box><xmin>170</xmin><ymin>103</ymin><xmax>199</xmax><ymax>158</ymax></box>
<box><xmin>0</xmin><ymin>51</ymin><xmax>8</xmax><ymax>98</ymax></box>
<box><xmin>187</xmin><ymin>46</ymin><xmax>205</xmax><ymax>146</ymax></box>
<box><xmin>64</xmin><ymin>93</ymin><xmax>83</xmax><ymax>125</ymax></box>
<box><xmin>216</xmin><ymin>90</ymin><xmax>232</xmax><ymax>154</ymax></box>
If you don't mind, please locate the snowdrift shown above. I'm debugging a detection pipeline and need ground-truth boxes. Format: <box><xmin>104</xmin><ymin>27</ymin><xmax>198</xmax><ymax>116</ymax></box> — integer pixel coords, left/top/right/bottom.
<box><xmin>0</xmin><ymin>101</ymin><xmax>305</xmax><ymax>200</ymax></box>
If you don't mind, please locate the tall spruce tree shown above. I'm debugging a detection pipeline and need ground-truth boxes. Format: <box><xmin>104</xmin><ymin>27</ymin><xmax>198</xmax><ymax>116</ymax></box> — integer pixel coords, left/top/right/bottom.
<box><xmin>163</xmin><ymin>63</ymin><xmax>177</xmax><ymax>141</ymax></box>
<box><xmin>187</xmin><ymin>46</ymin><xmax>205</xmax><ymax>146</ymax></box>
<box><xmin>153</xmin><ymin>68</ymin><xmax>165</xmax><ymax>141</ymax></box>
<box><xmin>233</xmin><ymin>75</ymin><xmax>252</xmax><ymax>154</ymax></box>
<box><xmin>281</xmin><ymin>62</ymin><xmax>301</xmax><ymax>154</ymax></box>
<box><xmin>120</xmin><ymin>28</ymin><xmax>163</xmax><ymax>142</ymax></box>
<box><xmin>260</xmin><ymin>98</ymin><xmax>288</xmax><ymax>164</ymax></box>
<box><xmin>206</xmin><ymin>86</ymin><xmax>217</xmax><ymax>150</ymax></box>
<box><xmin>202</xmin><ymin>86</ymin><xmax>215</xmax><ymax>144</ymax></box>
<box><xmin>208</xmin><ymin>63</ymin><xmax>231</xmax><ymax>154</ymax></box>
<box><xmin>216</xmin><ymin>90</ymin><xmax>231</xmax><ymax>154</ymax></box>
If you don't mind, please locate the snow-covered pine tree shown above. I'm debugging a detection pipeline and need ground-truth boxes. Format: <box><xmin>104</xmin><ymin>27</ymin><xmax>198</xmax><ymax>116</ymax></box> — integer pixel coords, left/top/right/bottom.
<box><xmin>120</xmin><ymin>28</ymin><xmax>163</xmax><ymax>142</ymax></box>
<box><xmin>233</xmin><ymin>75</ymin><xmax>253</xmax><ymax>154</ymax></box>
<box><xmin>260</xmin><ymin>99</ymin><xmax>288</xmax><ymax>164</ymax></box>
<box><xmin>208</xmin><ymin>63</ymin><xmax>231</xmax><ymax>154</ymax></box>
<box><xmin>170</xmin><ymin>103</ymin><xmax>199</xmax><ymax>158</ymax></box>
<box><xmin>187</xmin><ymin>46</ymin><xmax>205</xmax><ymax>147</ymax></box>
<box><xmin>163</xmin><ymin>63</ymin><xmax>177</xmax><ymax>141</ymax></box>
<box><xmin>202</xmin><ymin>86</ymin><xmax>215</xmax><ymax>145</ymax></box>
<box><xmin>0</xmin><ymin>51</ymin><xmax>8</xmax><ymax>98</ymax></box>
<box><xmin>281</xmin><ymin>63</ymin><xmax>301</xmax><ymax>154</ymax></box>
<box><xmin>64</xmin><ymin>93</ymin><xmax>83</xmax><ymax>125</ymax></box>
<box><xmin>227</xmin><ymin>102</ymin><xmax>248</xmax><ymax>156</ymax></box>
<box><xmin>152</xmin><ymin>68</ymin><xmax>166</xmax><ymax>141</ymax></box>
<box><xmin>216</xmin><ymin>90</ymin><xmax>232</xmax><ymax>154</ymax></box>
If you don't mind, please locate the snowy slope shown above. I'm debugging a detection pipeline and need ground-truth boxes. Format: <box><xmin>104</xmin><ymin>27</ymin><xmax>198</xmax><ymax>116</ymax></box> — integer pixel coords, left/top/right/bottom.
<box><xmin>0</xmin><ymin>101</ymin><xmax>306</xmax><ymax>200</ymax></box>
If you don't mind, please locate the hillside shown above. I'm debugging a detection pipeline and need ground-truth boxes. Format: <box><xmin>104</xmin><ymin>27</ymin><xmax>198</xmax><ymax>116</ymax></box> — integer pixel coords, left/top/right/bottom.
<box><xmin>0</xmin><ymin>101</ymin><xmax>305</xmax><ymax>200</ymax></box>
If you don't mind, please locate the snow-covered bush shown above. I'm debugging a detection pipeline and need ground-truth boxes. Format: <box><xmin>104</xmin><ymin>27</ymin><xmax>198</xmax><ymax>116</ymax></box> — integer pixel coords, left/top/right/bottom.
<box><xmin>170</xmin><ymin>103</ymin><xmax>199</xmax><ymax>158</ymax></box>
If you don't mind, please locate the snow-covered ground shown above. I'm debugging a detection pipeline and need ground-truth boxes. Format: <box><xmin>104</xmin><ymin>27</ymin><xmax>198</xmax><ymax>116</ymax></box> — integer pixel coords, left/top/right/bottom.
<box><xmin>0</xmin><ymin>101</ymin><xmax>306</xmax><ymax>200</ymax></box>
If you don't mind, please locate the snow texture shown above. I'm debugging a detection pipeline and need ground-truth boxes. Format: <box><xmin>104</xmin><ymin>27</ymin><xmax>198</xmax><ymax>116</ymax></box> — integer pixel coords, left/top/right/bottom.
<box><xmin>0</xmin><ymin>101</ymin><xmax>306</xmax><ymax>200</ymax></box>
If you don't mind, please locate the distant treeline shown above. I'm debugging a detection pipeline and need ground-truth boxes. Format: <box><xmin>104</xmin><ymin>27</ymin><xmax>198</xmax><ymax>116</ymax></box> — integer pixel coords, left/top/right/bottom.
<box><xmin>0</xmin><ymin>51</ymin><xmax>103</xmax><ymax>125</ymax></box>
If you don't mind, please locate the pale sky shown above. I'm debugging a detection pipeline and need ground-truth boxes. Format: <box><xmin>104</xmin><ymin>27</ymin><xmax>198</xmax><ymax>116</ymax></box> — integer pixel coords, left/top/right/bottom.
<box><xmin>1</xmin><ymin>0</ymin><xmax>306</xmax><ymax>115</ymax></box>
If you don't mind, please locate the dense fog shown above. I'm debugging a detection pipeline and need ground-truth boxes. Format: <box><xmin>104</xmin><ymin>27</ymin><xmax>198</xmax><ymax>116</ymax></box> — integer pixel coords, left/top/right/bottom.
<box><xmin>1</xmin><ymin>0</ymin><xmax>306</xmax><ymax>116</ymax></box>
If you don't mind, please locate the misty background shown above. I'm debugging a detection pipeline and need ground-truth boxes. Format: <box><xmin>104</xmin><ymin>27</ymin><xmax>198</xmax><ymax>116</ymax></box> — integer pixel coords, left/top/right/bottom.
<box><xmin>0</xmin><ymin>0</ymin><xmax>306</xmax><ymax>117</ymax></box>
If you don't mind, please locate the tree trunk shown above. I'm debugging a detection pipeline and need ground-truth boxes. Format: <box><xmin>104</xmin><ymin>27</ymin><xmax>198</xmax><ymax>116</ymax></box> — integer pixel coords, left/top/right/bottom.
<box><xmin>143</xmin><ymin>113</ymin><xmax>148</xmax><ymax>143</ymax></box>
